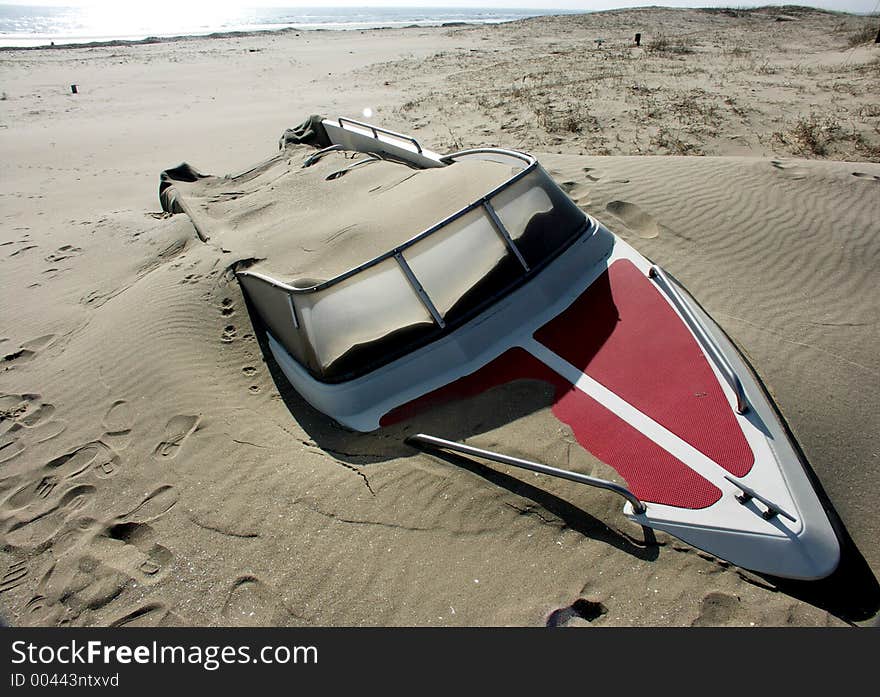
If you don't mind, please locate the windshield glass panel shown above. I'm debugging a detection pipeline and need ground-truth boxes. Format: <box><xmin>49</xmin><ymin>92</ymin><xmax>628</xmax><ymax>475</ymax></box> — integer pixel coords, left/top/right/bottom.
<box><xmin>297</xmin><ymin>257</ymin><xmax>434</xmax><ymax>376</ymax></box>
<box><xmin>490</xmin><ymin>167</ymin><xmax>586</xmax><ymax>268</ymax></box>
<box><xmin>266</xmin><ymin>160</ymin><xmax>589</xmax><ymax>382</ymax></box>
<box><xmin>404</xmin><ymin>207</ymin><xmax>509</xmax><ymax>318</ymax></box>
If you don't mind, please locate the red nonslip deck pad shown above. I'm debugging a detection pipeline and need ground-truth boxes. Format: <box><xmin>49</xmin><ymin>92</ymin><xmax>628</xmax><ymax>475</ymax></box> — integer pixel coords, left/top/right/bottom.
<box><xmin>384</xmin><ymin>348</ymin><xmax>722</xmax><ymax>509</ymax></box>
<box><xmin>535</xmin><ymin>260</ymin><xmax>754</xmax><ymax>477</ymax></box>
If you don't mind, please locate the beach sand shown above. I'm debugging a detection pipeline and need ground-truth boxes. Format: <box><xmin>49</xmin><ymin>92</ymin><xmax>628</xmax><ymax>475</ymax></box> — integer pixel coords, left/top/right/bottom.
<box><xmin>1</xmin><ymin>7</ymin><xmax>878</xmax><ymax>627</ymax></box>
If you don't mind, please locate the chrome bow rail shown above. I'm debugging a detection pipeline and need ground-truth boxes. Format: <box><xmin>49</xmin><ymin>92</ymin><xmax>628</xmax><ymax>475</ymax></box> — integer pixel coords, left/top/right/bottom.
<box><xmin>406</xmin><ymin>433</ymin><xmax>647</xmax><ymax>515</ymax></box>
<box><xmin>648</xmin><ymin>265</ymin><xmax>749</xmax><ymax>415</ymax></box>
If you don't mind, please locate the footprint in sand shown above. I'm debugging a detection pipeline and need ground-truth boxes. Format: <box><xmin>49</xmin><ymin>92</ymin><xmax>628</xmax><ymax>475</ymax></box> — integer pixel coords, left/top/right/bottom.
<box><xmin>89</xmin><ymin>486</ymin><xmax>178</xmax><ymax>585</ymax></box>
<box><xmin>0</xmin><ymin>396</ymin><xmax>66</xmax><ymax>459</ymax></box>
<box><xmin>88</xmin><ymin>442</ymin><xmax>121</xmax><ymax>479</ymax></box>
<box><xmin>546</xmin><ymin>598</ymin><xmax>608</xmax><ymax>627</ymax></box>
<box><xmin>605</xmin><ymin>200</ymin><xmax>660</xmax><ymax>239</ymax></box>
<box><xmin>102</xmin><ymin>400</ymin><xmax>134</xmax><ymax>450</ymax></box>
<box><xmin>52</xmin><ymin>441</ymin><xmax>114</xmax><ymax>481</ymax></box>
<box><xmin>17</xmin><ymin>401</ymin><xmax>55</xmax><ymax>427</ymax></box>
<box><xmin>22</xmin><ymin>593</ymin><xmax>71</xmax><ymax>626</ymax></box>
<box><xmin>0</xmin><ymin>399</ymin><xmax>33</xmax><ymax>462</ymax></box>
<box><xmin>0</xmin><ymin>392</ymin><xmax>40</xmax><ymax>425</ymax></box>
<box><xmin>221</xmin><ymin>325</ymin><xmax>237</xmax><ymax>343</ymax></box>
<box><xmin>0</xmin><ymin>436</ymin><xmax>25</xmax><ymax>463</ymax></box>
<box><xmin>118</xmin><ymin>485</ymin><xmax>178</xmax><ymax>524</ymax></box>
<box><xmin>8</xmin><ymin>416</ymin><xmax>66</xmax><ymax>447</ymax></box>
<box><xmin>691</xmin><ymin>591</ymin><xmax>741</xmax><ymax>626</ymax></box>
<box><xmin>770</xmin><ymin>160</ymin><xmax>807</xmax><ymax>180</ymax></box>
<box><xmin>3</xmin><ymin>441</ymin><xmax>117</xmax><ymax>515</ymax></box>
<box><xmin>38</xmin><ymin>553</ymin><xmax>130</xmax><ymax>618</ymax></box>
<box><xmin>4</xmin><ymin>484</ymin><xmax>96</xmax><ymax>549</ymax></box>
<box><xmin>222</xmin><ymin>576</ymin><xmax>281</xmax><ymax>626</ymax></box>
<box><xmin>8</xmin><ymin>244</ymin><xmax>38</xmax><ymax>258</ymax></box>
<box><xmin>154</xmin><ymin>416</ymin><xmax>200</xmax><ymax>460</ymax></box>
<box><xmin>1</xmin><ymin>335</ymin><xmax>55</xmax><ymax>370</ymax></box>
<box><xmin>52</xmin><ymin>516</ymin><xmax>98</xmax><ymax>557</ymax></box>
<box><xmin>24</xmin><ymin>486</ymin><xmax>178</xmax><ymax>622</ymax></box>
<box><xmin>23</xmin><ymin>334</ymin><xmax>55</xmax><ymax>353</ymax></box>
<box><xmin>44</xmin><ymin>245</ymin><xmax>82</xmax><ymax>263</ymax></box>
<box><xmin>0</xmin><ymin>559</ymin><xmax>28</xmax><ymax>594</ymax></box>
<box><xmin>852</xmin><ymin>172</ymin><xmax>880</xmax><ymax>182</ymax></box>
<box><xmin>16</xmin><ymin>402</ymin><xmax>55</xmax><ymax>430</ymax></box>
<box><xmin>242</xmin><ymin>366</ymin><xmax>257</xmax><ymax>377</ymax></box>
<box><xmin>98</xmin><ymin>519</ymin><xmax>174</xmax><ymax>583</ymax></box>
<box><xmin>559</xmin><ymin>181</ymin><xmax>591</xmax><ymax>206</ymax></box>
<box><xmin>2</xmin><ymin>348</ymin><xmax>35</xmax><ymax>367</ymax></box>
<box><xmin>220</xmin><ymin>298</ymin><xmax>235</xmax><ymax>317</ymax></box>
<box><xmin>110</xmin><ymin>602</ymin><xmax>185</xmax><ymax>627</ymax></box>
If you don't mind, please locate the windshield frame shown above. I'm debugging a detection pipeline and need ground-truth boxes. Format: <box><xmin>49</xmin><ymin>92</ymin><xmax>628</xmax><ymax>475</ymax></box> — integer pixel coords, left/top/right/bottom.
<box><xmin>237</xmin><ymin>148</ymin><xmax>592</xmax><ymax>382</ymax></box>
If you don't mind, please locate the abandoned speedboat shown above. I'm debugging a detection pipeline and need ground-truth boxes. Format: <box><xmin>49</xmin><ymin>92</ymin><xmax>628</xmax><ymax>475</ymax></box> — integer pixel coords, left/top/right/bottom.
<box><xmin>160</xmin><ymin>116</ymin><xmax>841</xmax><ymax>580</ymax></box>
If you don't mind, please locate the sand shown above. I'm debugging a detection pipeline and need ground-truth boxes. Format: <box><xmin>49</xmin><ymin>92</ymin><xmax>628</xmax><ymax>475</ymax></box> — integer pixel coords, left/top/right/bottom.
<box><xmin>1</xmin><ymin>7</ymin><xmax>878</xmax><ymax>627</ymax></box>
<box><xmin>162</xmin><ymin>147</ymin><xmax>516</xmax><ymax>281</ymax></box>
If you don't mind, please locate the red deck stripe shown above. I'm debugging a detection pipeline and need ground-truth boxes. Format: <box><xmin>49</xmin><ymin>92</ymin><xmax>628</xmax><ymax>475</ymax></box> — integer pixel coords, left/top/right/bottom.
<box><xmin>534</xmin><ymin>259</ymin><xmax>753</xmax><ymax>477</ymax></box>
<box><xmin>384</xmin><ymin>348</ymin><xmax>721</xmax><ymax>509</ymax></box>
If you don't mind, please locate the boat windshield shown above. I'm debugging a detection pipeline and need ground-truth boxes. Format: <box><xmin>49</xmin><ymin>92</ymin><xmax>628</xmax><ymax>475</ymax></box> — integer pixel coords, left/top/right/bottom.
<box><xmin>241</xmin><ymin>158</ymin><xmax>588</xmax><ymax>382</ymax></box>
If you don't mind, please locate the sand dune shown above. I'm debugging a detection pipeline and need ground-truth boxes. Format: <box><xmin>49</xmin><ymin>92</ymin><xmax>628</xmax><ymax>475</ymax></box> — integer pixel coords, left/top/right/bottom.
<box><xmin>1</xmin><ymin>7</ymin><xmax>878</xmax><ymax>626</ymax></box>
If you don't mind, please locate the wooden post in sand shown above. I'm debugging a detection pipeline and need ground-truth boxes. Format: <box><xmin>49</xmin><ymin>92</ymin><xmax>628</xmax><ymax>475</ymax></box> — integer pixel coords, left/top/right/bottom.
<box><xmin>70</xmin><ymin>84</ymin><xmax>77</xmax><ymax>94</ymax></box>
<box><xmin>875</xmin><ymin>27</ymin><xmax>879</xmax><ymax>43</ymax></box>
<box><xmin>635</xmin><ymin>32</ymin><xmax>641</xmax><ymax>46</ymax></box>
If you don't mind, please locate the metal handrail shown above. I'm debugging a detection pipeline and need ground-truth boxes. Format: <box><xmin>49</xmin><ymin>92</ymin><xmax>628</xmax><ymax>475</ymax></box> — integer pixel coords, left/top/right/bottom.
<box><xmin>302</xmin><ymin>144</ymin><xmax>344</xmax><ymax>168</ymax></box>
<box><xmin>648</xmin><ymin>265</ymin><xmax>749</xmax><ymax>415</ymax></box>
<box><xmin>406</xmin><ymin>433</ymin><xmax>647</xmax><ymax>515</ymax></box>
<box><xmin>337</xmin><ymin>116</ymin><xmax>423</xmax><ymax>154</ymax></box>
<box><xmin>325</xmin><ymin>155</ymin><xmax>380</xmax><ymax>180</ymax></box>
<box><xmin>440</xmin><ymin>148</ymin><xmax>535</xmax><ymax>169</ymax></box>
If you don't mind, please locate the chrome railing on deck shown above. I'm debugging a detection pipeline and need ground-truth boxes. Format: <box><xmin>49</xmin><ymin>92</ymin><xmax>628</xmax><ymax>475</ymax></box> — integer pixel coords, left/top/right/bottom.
<box><xmin>407</xmin><ymin>433</ymin><xmax>647</xmax><ymax>515</ymax></box>
<box><xmin>649</xmin><ymin>265</ymin><xmax>749</xmax><ymax>415</ymax></box>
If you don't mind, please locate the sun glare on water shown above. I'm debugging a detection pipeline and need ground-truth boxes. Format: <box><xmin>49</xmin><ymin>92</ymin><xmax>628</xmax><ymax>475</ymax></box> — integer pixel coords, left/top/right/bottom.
<box><xmin>72</xmin><ymin>1</ymin><xmax>251</xmax><ymax>40</ymax></box>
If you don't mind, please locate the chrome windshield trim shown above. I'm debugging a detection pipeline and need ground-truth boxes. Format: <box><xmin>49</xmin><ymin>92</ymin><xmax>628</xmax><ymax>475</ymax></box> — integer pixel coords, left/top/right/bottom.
<box><xmin>237</xmin><ymin>148</ymin><xmax>543</xmax><ymax>296</ymax></box>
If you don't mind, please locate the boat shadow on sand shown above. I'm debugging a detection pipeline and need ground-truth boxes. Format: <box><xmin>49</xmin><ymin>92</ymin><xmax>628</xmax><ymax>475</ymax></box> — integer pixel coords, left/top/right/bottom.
<box><xmin>244</xmin><ymin>279</ymin><xmax>879</xmax><ymax>626</ymax></box>
<box><xmin>242</xmin><ymin>279</ymin><xmax>662</xmax><ymax>565</ymax></box>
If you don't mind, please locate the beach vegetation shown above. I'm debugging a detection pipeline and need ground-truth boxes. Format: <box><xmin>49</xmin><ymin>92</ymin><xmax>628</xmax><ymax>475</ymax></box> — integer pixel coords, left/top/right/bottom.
<box><xmin>752</xmin><ymin>59</ymin><xmax>779</xmax><ymax>75</ymax></box>
<box><xmin>647</xmin><ymin>34</ymin><xmax>695</xmax><ymax>55</ymax></box>
<box><xmin>535</xmin><ymin>103</ymin><xmax>597</xmax><ymax>135</ymax></box>
<box><xmin>650</xmin><ymin>125</ymin><xmax>702</xmax><ymax>155</ymax></box>
<box><xmin>774</xmin><ymin>113</ymin><xmax>840</xmax><ymax>156</ymax></box>
<box><xmin>845</xmin><ymin>25</ymin><xmax>877</xmax><ymax>48</ymax></box>
<box><xmin>773</xmin><ymin>113</ymin><xmax>880</xmax><ymax>160</ymax></box>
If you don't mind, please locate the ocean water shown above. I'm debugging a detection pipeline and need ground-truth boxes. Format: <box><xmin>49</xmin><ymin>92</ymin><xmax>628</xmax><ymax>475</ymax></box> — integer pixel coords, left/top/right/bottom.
<box><xmin>0</xmin><ymin>4</ymin><xmax>578</xmax><ymax>47</ymax></box>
